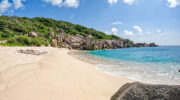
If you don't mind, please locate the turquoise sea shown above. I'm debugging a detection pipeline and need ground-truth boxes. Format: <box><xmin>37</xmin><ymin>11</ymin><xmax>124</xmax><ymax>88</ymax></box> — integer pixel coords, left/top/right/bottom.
<box><xmin>73</xmin><ymin>46</ymin><xmax>180</xmax><ymax>85</ymax></box>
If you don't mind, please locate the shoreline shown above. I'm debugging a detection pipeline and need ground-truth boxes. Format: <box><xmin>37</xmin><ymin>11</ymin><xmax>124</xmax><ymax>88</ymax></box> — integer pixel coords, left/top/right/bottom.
<box><xmin>69</xmin><ymin>49</ymin><xmax>180</xmax><ymax>85</ymax></box>
<box><xmin>0</xmin><ymin>47</ymin><xmax>133</xmax><ymax>100</ymax></box>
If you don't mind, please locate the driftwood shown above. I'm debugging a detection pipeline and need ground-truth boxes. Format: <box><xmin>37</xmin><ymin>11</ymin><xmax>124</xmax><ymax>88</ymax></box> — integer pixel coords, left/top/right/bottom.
<box><xmin>17</xmin><ymin>49</ymin><xmax>47</xmax><ymax>55</ymax></box>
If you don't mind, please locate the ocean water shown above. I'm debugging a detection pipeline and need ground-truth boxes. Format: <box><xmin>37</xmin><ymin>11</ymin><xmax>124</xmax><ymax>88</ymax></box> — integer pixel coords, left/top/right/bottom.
<box><xmin>73</xmin><ymin>46</ymin><xmax>180</xmax><ymax>85</ymax></box>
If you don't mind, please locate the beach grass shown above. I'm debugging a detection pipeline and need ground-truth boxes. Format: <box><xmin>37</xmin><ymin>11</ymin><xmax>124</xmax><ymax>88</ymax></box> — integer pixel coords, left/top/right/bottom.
<box><xmin>0</xmin><ymin>43</ymin><xmax>27</xmax><ymax>47</ymax></box>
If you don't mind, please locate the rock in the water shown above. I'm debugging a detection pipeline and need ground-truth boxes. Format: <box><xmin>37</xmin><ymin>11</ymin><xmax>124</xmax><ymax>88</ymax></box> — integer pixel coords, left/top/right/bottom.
<box><xmin>28</xmin><ymin>31</ymin><xmax>38</xmax><ymax>38</ymax></box>
<box><xmin>51</xmin><ymin>39</ymin><xmax>57</xmax><ymax>47</ymax></box>
<box><xmin>149</xmin><ymin>43</ymin><xmax>158</xmax><ymax>47</ymax></box>
<box><xmin>111</xmin><ymin>82</ymin><xmax>180</xmax><ymax>100</ymax></box>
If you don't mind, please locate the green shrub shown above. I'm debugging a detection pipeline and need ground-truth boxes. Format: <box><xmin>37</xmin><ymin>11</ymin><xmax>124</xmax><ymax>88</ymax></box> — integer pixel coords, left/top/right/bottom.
<box><xmin>7</xmin><ymin>36</ymin><xmax>47</xmax><ymax>46</ymax></box>
<box><xmin>0</xmin><ymin>16</ymin><xmax>132</xmax><ymax>47</ymax></box>
<box><xmin>0</xmin><ymin>16</ymin><xmax>124</xmax><ymax>40</ymax></box>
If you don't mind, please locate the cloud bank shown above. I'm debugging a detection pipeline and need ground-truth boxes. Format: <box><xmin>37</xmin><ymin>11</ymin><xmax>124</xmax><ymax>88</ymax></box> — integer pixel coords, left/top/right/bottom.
<box><xmin>124</xmin><ymin>30</ymin><xmax>134</xmax><ymax>36</ymax></box>
<box><xmin>167</xmin><ymin>0</ymin><xmax>180</xmax><ymax>8</ymax></box>
<box><xmin>13</xmin><ymin>0</ymin><xmax>26</xmax><ymax>9</ymax></box>
<box><xmin>43</xmin><ymin>0</ymin><xmax>79</xmax><ymax>8</ymax></box>
<box><xmin>123</xmin><ymin>0</ymin><xmax>136</xmax><ymax>5</ymax></box>
<box><xmin>156</xmin><ymin>29</ymin><xmax>161</xmax><ymax>32</ymax></box>
<box><xmin>0</xmin><ymin>0</ymin><xmax>27</xmax><ymax>14</ymax></box>
<box><xmin>0</xmin><ymin>0</ymin><xmax>12</xmax><ymax>13</ymax></box>
<box><xmin>133</xmin><ymin>25</ymin><xmax>142</xmax><ymax>35</ymax></box>
<box><xmin>108</xmin><ymin>0</ymin><xmax>119</xmax><ymax>5</ymax></box>
<box><xmin>107</xmin><ymin>0</ymin><xmax>180</xmax><ymax>8</ymax></box>
<box><xmin>111</xmin><ymin>27</ymin><xmax>118</xmax><ymax>35</ymax></box>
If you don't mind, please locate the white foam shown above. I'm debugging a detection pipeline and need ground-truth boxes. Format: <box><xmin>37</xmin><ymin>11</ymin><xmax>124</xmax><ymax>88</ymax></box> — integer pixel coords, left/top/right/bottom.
<box><xmin>72</xmin><ymin>51</ymin><xmax>180</xmax><ymax>85</ymax></box>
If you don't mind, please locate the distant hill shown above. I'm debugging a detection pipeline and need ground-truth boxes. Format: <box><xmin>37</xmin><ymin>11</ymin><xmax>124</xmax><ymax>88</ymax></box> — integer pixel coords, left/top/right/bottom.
<box><xmin>0</xmin><ymin>16</ymin><xmax>134</xmax><ymax>46</ymax></box>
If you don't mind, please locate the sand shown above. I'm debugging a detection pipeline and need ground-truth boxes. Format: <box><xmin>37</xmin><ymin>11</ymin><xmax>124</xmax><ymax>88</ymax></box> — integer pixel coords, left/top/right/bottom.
<box><xmin>0</xmin><ymin>47</ymin><xmax>133</xmax><ymax>100</ymax></box>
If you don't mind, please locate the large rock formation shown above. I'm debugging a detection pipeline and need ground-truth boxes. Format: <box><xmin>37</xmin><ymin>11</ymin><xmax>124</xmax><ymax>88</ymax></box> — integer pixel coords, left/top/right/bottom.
<box><xmin>51</xmin><ymin>39</ymin><xmax>57</xmax><ymax>47</ymax></box>
<box><xmin>111</xmin><ymin>82</ymin><xmax>180</xmax><ymax>100</ymax></box>
<box><xmin>135</xmin><ymin>43</ymin><xmax>158</xmax><ymax>47</ymax></box>
<box><xmin>50</xmin><ymin>32</ymin><xmax>55</xmax><ymax>37</ymax></box>
<box><xmin>56</xmin><ymin>34</ymin><xmax>85</xmax><ymax>49</ymax></box>
<box><xmin>52</xmin><ymin>33</ymin><xmax>157</xmax><ymax>50</ymax></box>
<box><xmin>94</xmin><ymin>40</ymin><xmax>125</xmax><ymax>50</ymax></box>
<box><xmin>149</xmin><ymin>43</ymin><xmax>158</xmax><ymax>47</ymax></box>
<box><xmin>85</xmin><ymin>35</ymin><xmax>94</xmax><ymax>50</ymax></box>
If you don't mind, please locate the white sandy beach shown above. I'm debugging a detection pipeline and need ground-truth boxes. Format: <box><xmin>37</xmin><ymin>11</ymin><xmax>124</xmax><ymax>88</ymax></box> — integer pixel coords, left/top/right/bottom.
<box><xmin>0</xmin><ymin>47</ymin><xmax>133</xmax><ymax>100</ymax></box>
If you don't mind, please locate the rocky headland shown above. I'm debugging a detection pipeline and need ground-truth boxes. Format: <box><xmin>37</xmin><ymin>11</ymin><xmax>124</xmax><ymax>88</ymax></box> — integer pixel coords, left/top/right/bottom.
<box><xmin>51</xmin><ymin>33</ymin><xmax>158</xmax><ymax>50</ymax></box>
<box><xmin>0</xmin><ymin>16</ymin><xmax>157</xmax><ymax>50</ymax></box>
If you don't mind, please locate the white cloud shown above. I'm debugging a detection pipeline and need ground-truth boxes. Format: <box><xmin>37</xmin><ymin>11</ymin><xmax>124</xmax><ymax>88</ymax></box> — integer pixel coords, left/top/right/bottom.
<box><xmin>123</xmin><ymin>0</ymin><xmax>136</xmax><ymax>5</ymax></box>
<box><xmin>43</xmin><ymin>0</ymin><xmax>63</xmax><ymax>7</ymax></box>
<box><xmin>124</xmin><ymin>30</ymin><xmax>134</xmax><ymax>36</ymax></box>
<box><xmin>112</xmin><ymin>21</ymin><xmax>123</xmax><ymax>25</ymax></box>
<box><xmin>43</xmin><ymin>0</ymin><xmax>79</xmax><ymax>8</ymax></box>
<box><xmin>133</xmin><ymin>25</ymin><xmax>142</xmax><ymax>35</ymax></box>
<box><xmin>156</xmin><ymin>29</ymin><xmax>161</xmax><ymax>32</ymax></box>
<box><xmin>108</xmin><ymin>0</ymin><xmax>137</xmax><ymax>5</ymax></box>
<box><xmin>105</xmin><ymin>27</ymin><xmax>119</xmax><ymax>35</ymax></box>
<box><xmin>0</xmin><ymin>0</ymin><xmax>12</xmax><ymax>13</ymax></box>
<box><xmin>111</xmin><ymin>27</ymin><xmax>118</xmax><ymax>35</ymax></box>
<box><xmin>167</xmin><ymin>0</ymin><xmax>180</xmax><ymax>8</ymax></box>
<box><xmin>13</xmin><ymin>0</ymin><xmax>26</xmax><ymax>9</ymax></box>
<box><xmin>108</xmin><ymin>0</ymin><xmax>118</xmax><ymax>5</ymax></box>
<box><xmin>147</xmin><ymin>31</ymin><xmax>151</xmax><ymax>34</ymax></box>
<box><xmin>64</xmin><ymin>0</ymin><xmax>79</xmax><ymax>8</ymax></box>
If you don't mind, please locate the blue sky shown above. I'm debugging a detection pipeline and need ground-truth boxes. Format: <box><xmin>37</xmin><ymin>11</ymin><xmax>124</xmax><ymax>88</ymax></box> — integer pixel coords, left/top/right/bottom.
<box><xmin>0</xmin><ymin>0</ymin><xmax>180</xmax><ymax>45</ymax></box>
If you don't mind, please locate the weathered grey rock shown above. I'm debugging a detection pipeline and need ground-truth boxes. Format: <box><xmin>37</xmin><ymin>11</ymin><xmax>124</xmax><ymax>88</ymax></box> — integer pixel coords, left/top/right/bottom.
<box><xmin>60</xmin><ymin>43</ymin><xmax>70</xmax><ymax>48</ymax></box>
<box><xmin>68</xmin><ymin>46</ymin><xmax>72</xmax><ymax>50</ymax></box>
<box><xmin>111</xmin><ymin>82</ymin><xmax>180</xmax><ymax>100</ymax></box>
<box><xmin>92</xmin><ymin>43</ymin><xmax>98</xmax><ymax>50</ymax></box>
<box><xmin>149</xmin><ymin>43</ymin><xmax>158</xmax><ymax>47</ymax></box>
<box><xmin>45</xmin><ymin>33</ymin><xmax>158</xmax><ymax>50</ymax></box>
<box><xmin>71</xmin><ymin>43</ymin><xmax>81</xmax><ymax>49</ymax></box>
<box><xmin>50</xmin><ymin>32</ymin><xmax>55</xmax><ymax>37</ymax></box>
<box><xmin>85</xmin><ymin>35</ymin><xmax>94</xmax><ymax>50</ymax></box>
<box><xmin>135</xmin><ymin>43</ymin><xmax>149</xmax><ymax>47</ymax></box>
<box><xmin>56</xmin><ymin>34</ymin><xmax>64</xmax><ymax>43</ymax></box>
<box><xmin>59</xmin><ymin>28</ymin><xmax>64</xmax><ymax>33</ymax></box>
<box><xmin>51</xmin><ymin>39</ymin><xmax>57</xmax><ymax>47</ymax></box>
<box><xmin>28</xmin><ymin>31</ymin><xmax>38</xmax><ymax>38</ymax></box>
